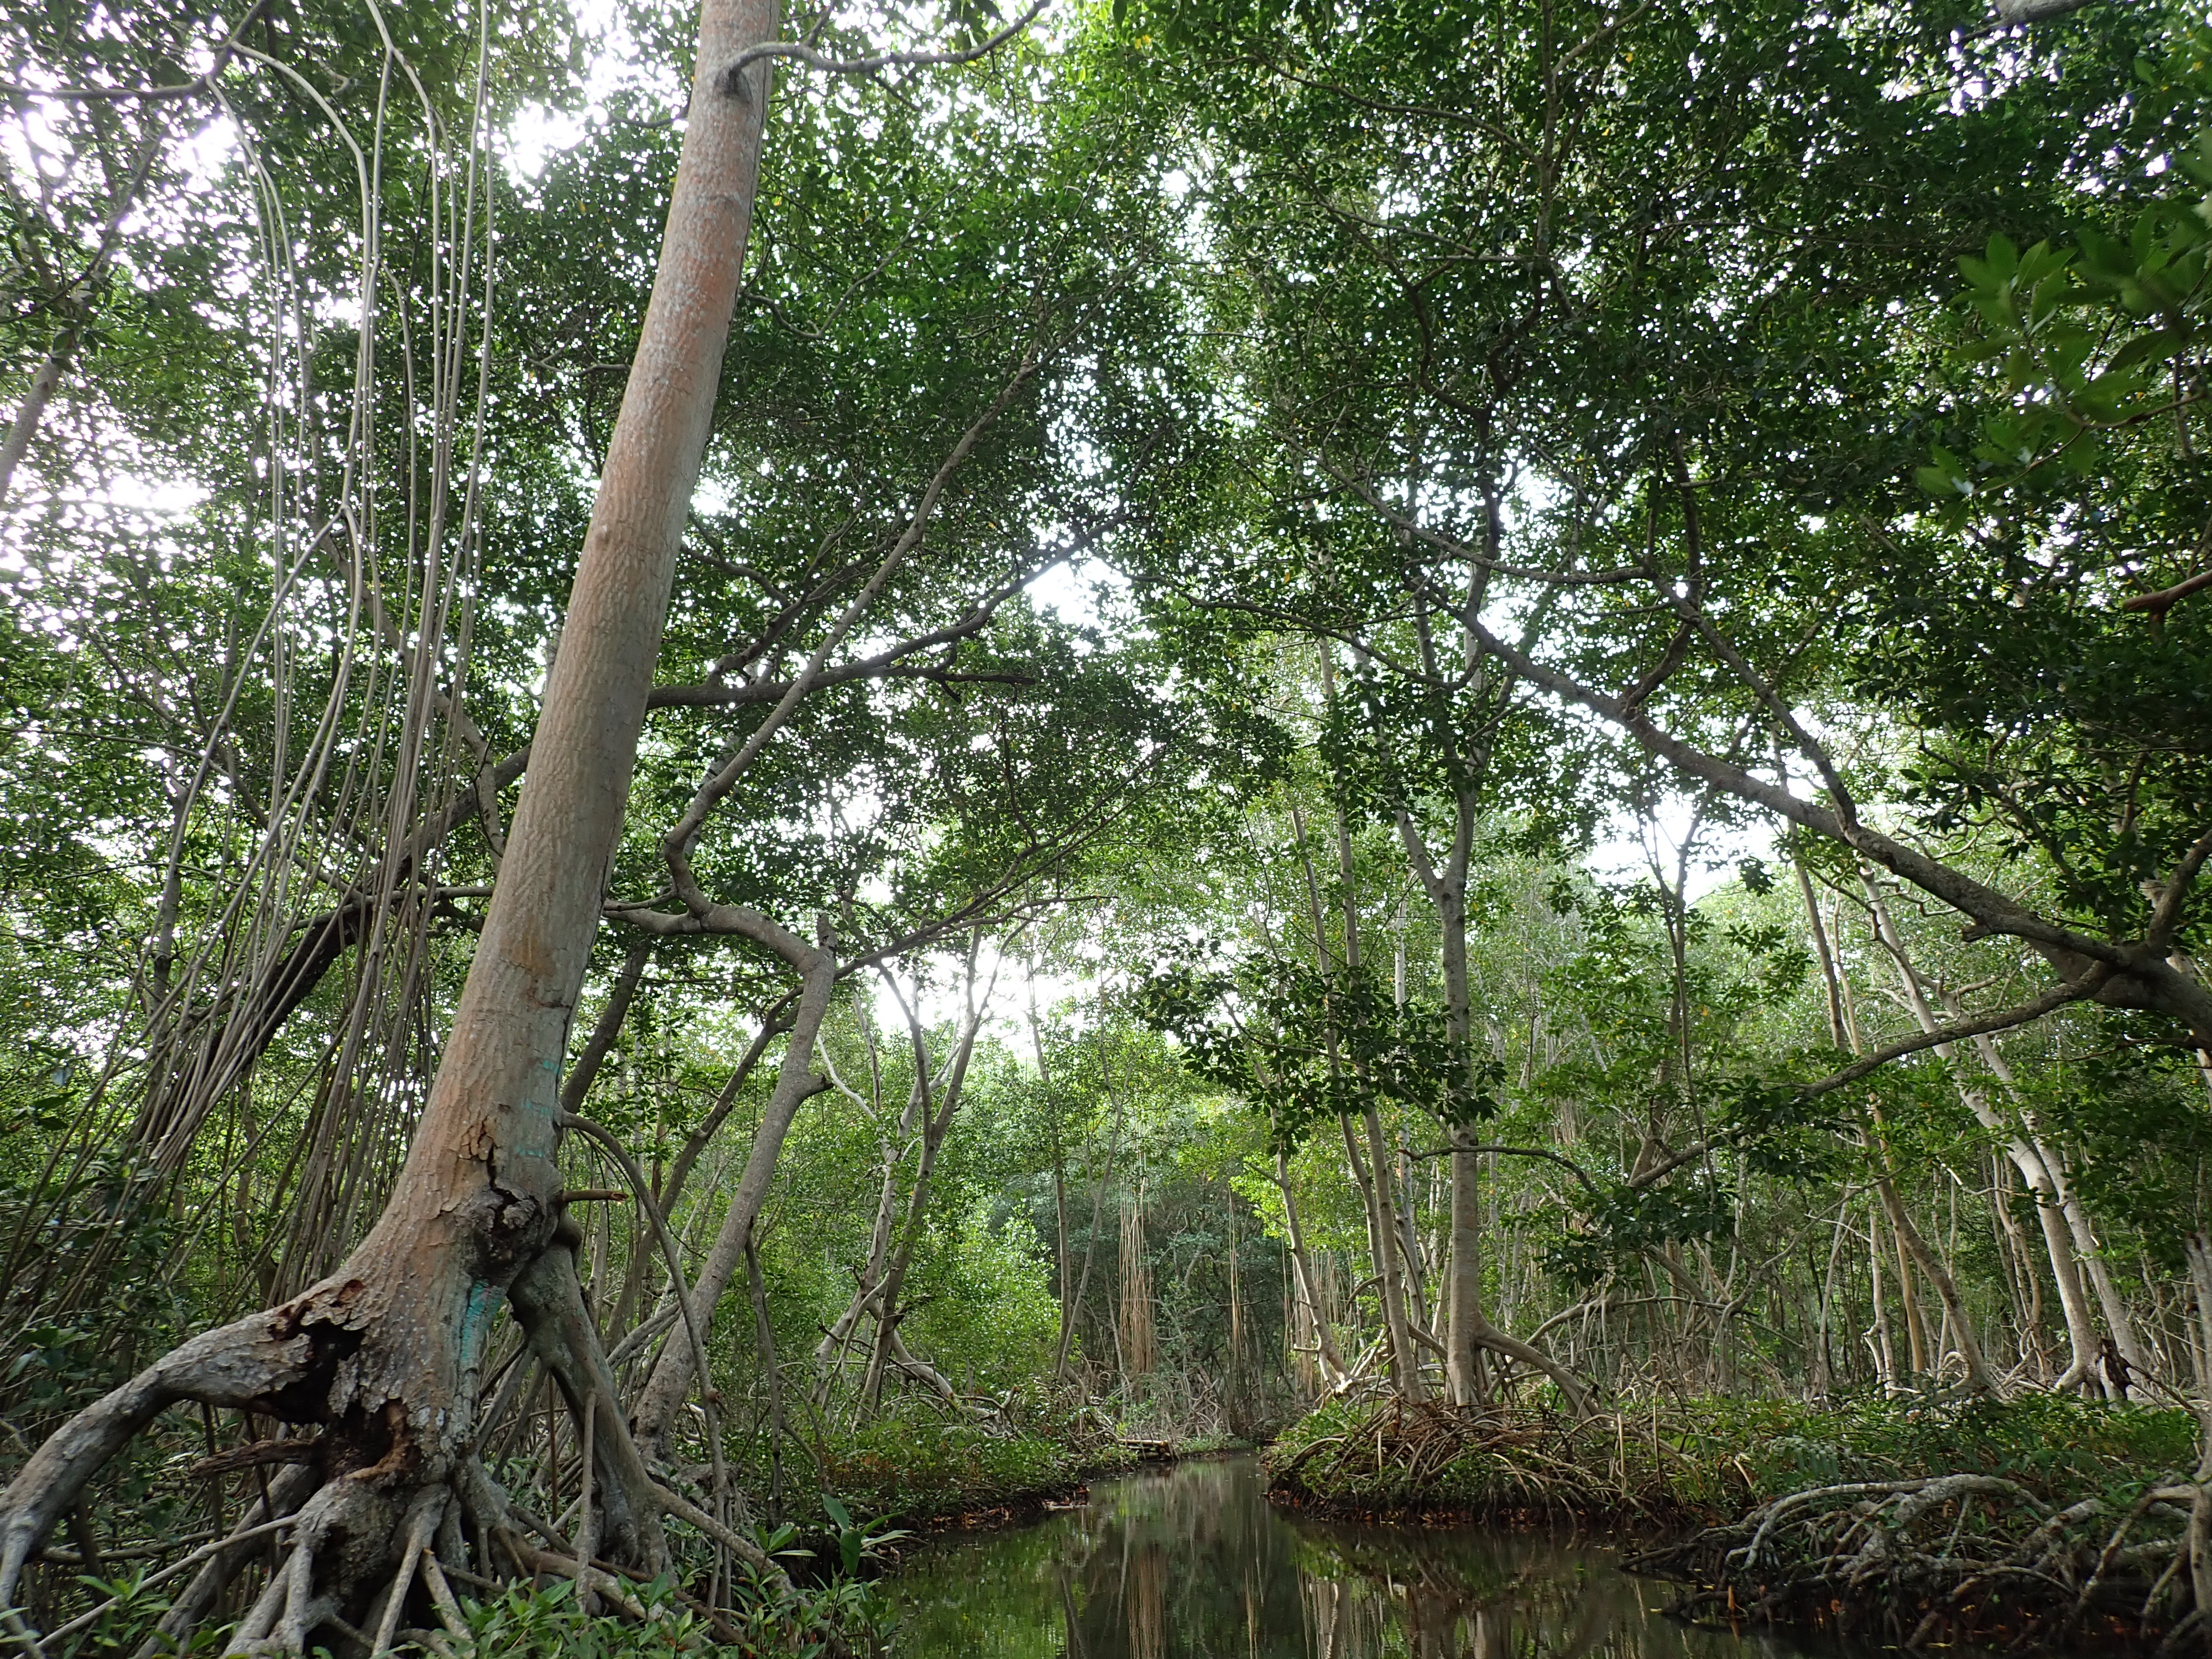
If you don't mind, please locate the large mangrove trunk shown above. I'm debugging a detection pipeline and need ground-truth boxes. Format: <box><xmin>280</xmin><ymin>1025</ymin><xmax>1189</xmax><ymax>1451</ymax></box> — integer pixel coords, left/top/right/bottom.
<box><xmin>0</xmin><ymin>2</ymin><xmax>777</xmax><ymax>1641</ymax></box>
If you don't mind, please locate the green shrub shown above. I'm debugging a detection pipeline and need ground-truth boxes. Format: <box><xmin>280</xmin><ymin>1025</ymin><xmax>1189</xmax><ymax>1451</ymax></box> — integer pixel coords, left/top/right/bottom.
<box><xmin>816</xmin><ymin>1411</ymin><xmax>1078</xmax><ymax>1522</ymax></box>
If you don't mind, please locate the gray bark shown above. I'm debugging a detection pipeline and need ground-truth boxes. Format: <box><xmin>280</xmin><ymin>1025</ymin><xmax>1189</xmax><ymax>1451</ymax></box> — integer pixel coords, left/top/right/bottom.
<box><xmin>632</xmin><ymin>912</ymin><xmax>834</xmax><ymax>1448</ymax></box>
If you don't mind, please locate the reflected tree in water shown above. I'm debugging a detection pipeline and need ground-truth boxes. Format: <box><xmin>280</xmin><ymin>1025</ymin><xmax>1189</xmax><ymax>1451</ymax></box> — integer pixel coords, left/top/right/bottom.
<box><xmin>890</xmin><ymin>1457</ymin><xmax>1832</xmax><ymax>1659</ymax></box>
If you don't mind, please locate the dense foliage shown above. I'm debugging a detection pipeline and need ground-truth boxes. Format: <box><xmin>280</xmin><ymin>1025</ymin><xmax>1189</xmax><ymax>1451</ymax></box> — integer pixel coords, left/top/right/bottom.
<box><xmin>4</xmin><ymin>0</ymin><xmax>2212</xmax><ymax>1651</ymax></box>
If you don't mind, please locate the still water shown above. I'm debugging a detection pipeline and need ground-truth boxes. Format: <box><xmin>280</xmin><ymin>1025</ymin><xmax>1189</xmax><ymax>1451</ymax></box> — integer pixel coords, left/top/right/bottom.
<box><xmin>886</xmin><ymin>1454</ymin><xmax>1854</xmax><ymax>1659</ymax></box>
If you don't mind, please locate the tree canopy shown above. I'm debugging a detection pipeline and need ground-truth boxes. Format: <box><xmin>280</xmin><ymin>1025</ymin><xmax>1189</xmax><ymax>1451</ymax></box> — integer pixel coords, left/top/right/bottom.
<box><xmin>2</xmin><ymin>0</ymin><xmax>2211</xmax><ymax>1651</ymax></box>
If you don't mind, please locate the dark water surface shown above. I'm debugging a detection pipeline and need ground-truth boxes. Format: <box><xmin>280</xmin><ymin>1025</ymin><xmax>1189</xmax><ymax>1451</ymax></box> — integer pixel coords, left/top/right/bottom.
<box><xmin>885</xmin><ymin>1454</ymin><xmax>1860</xmax><ymax>1659</ymax></box>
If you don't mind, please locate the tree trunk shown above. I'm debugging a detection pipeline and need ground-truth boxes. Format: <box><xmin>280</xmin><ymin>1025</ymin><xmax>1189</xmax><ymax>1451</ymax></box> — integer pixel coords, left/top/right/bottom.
<box><xmin>632</xmin><ymin>915</ymin><xmax>834</xmax><ymax>1452</ymax></box>
<box><xmin>1990</xmin><ymin>1154</ymin><xmax>2048</xmax><ymax>1380</ymax></box>
<box><xmin>1028</xmin><ymin>972</ymin><xmax>1074</xmax><ymax>1378</ymax></box>
<box><xmin>1883</xmin><ymin>1180</ymin><xmax>1930</xmax><ymax>1376</ymax></box>
<box><xmin>2065</xmin><ymin>1200</ymin><xmax>2157</xmax><ymax>1384</ymax></box>
<box><xmin>860</xmin><ymin>998</ymin><xmax>984</xmax><ymax>1408</ymax></box>
<box><xmin>1359</xmin><ymin>1105</ymin><xmax>1427</xmax><ymax>1401</ymax></box>
<box><xmin>1871</xmin><ymin>1157</ymin><xmax>1995</xmax><ymax>1394</ymax></box>
<box><xmin>1869</xmin><ymin>1206</ymin><xmax>1897</xmax><ymax>1390</ymax></box>
<box><xmin>1860</xmin><ymin>872</ymin><xmax>2112</xmax><ymax>1387</ymax></box>
<box><xmin>1275</xmin><ymin>1151</ymin><xmax>1345</xmax><ymax>1384</ymax></box>
<box><xmin>1290</xmin><ymin>797</ymin><xmax>1423</xmax><ymax>1396</ymax></box>
<box><xmin>1396</xmin><ymin>802</ymin><xmax>1586</xmax><ymax>1411</ymax></box>
<box><xmin>0</xmin><ymin>329</ymin><xmax>71</xmax><ymax>508</ymax></box>
<box><xmin>1447</xmin><ymin>1126</ymin><xmax>1486</xmax><ymax>1401</ymax></box>
<box><xmin>1811</xmin><ymin>1200</ymin><xmax>1848</xmax><ymax>1397</ymax></box>
<box><xmin>1054</xmin><ymin>1051</ymin><xmax>1124</xmax><ymax>1381</ymax></box>
<box><xmin>2182</xmin><ymin>1234</ymin><xmax>2212</xmax><ymax>1477</ymax></box>
<box><xmin>814</xmin><ymin>1005</ymin><xmax>916</xmax><ymax>1384</ymax></box>
<box><xmin>0</xmin><ymin>0</ymin><xmax>778</xmax><ymax>1637</ymax></box>
<box><xmin>1340</xmin><ymin>1105</ymin><xmax>1418</xmax><ymax>1396</ymax></box>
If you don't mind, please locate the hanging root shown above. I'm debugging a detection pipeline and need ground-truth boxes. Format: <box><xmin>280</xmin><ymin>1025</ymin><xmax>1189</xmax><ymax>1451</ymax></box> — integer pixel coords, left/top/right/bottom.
<box><xmin>1627</xmin><ymin>1473</ymin><xmax>2212</xmax><ymax>1648</ymax></box>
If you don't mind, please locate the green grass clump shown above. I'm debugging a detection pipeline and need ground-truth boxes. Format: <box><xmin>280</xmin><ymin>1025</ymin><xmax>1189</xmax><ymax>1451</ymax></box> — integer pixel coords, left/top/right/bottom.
<box><xmin>778</xmin><ymin>1389</ymin><xmax>1176</xmax><ymax>1526</ymax></box>
<box><xmin>1678</xmin><ymin>1389</ymin><xmax>2195</xmax><ymax>1502</ymax></box>
<box><xmin>811</xmin><ymin>1413</ymin><xmax>1089</xmax><ymax>1525</ymax></box>
<box><xmin>439</xmin><ymin>1572</ymin><xmax>889</xmax><ymax>1659</ymax></box>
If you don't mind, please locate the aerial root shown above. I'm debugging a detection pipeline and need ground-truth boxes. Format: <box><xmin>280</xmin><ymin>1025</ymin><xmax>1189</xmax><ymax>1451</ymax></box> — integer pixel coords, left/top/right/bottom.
<box><xmin>0</xmin><ymin>1308</ymin><xmax>320</xmax><ymax>1615</ymax></box>
<box><xmin>32</xmin><ymin>1498</ymin><xmax>316</xmax><ymax>1655</ymax></box>
<box><xmin>1467</xmin><ymin>1326</ymin><xmax>1593</xmax><ymax>1417</ymax></box>
<box><xmin>1268</xmin><ymin>1397</ymin><xmax>1665</xmax><ymax>1517</ymax></box>
<box><xmin>0</xmin><ymin>1254</ymin><xmax>783</xmax><ymax>1658</ymax></box>
<box><xmin>139</xmin><ymin>1463</ymin><xmax>322</xmax><ymax>1659</ymax></box>
<box><xmin>15</xmin><ymin>1455</ymin><xmax>564</xmax><ymax>1659</ymax></box>
<box><xmin>363</xmin><ymin>1489</ymin><xmax>447</xmax><ymax>1656</ymax></box>
<box><xmin>650</xmin><ymin>1480</ymin><xmax>788</xmax><ymax>1588</ymax></box>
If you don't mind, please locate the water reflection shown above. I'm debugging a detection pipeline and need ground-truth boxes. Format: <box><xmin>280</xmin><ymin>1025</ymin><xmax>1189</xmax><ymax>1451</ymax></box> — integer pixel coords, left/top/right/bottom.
<box><xmin>886</xmin><ymin>1454</ymin><xmax>1849</xmax><ymax>1659</ymax></box>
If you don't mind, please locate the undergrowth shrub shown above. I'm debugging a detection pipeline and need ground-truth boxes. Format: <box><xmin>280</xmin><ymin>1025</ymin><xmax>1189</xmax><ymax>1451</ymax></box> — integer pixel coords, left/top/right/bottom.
<box><xmin>812</xmin><ymin>1408</ymin><xmax>1087</xmax><ymax>1522</ymax></box>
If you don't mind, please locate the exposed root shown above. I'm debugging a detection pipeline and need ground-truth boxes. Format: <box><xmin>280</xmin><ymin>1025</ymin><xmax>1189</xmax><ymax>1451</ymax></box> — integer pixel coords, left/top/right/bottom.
<box><xmin>364</xmin><ymin>1490</ymin><xmax>446</xmax><ymax>1655</ymax></box>
<box><xmin>0</xmin><ymin>1308</ymin><xmax>331</xmax><ymax>1612</ymax></box>
<box><xmin>0</xmin><ymin>1229</ymin><xmax>804</xmax><ymax>1657</ymax></box>
<box><xmin>1266</xmin><ymin>1398</ymin><xmax>1678</xmax><ymax>1519</ymax></box>
<box><xmin>9</xmin><ymin>1437</ymin><xmax>807</xmax><ymax>1659</ymax></box>
<box><xmin>1467</xmin><ymin>1325</ymin><xmax>1593</xmax><ymax>1418</ymax></box>
<box><xmin>46</xmin><ymin>1513</ymin><xmax>301</xmax><ymax>1651</ymax></box>
<box><xmin>652</xmin><ymin>1479</ymin><xmax>790</xmax><ymax>1587</ymax></box>
<box><xmin>1627</xmin><ymin>1472</ymin><xmax>2212</xmax><ymax>1648</ymax></box>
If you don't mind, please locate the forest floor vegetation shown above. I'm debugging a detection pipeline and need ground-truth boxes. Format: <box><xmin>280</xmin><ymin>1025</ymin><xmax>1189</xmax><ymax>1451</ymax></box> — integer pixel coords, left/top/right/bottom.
<box><xmin>1266</xmin><ymin>1390</ymin><xmax>2200</xmax><ymax>1650</ymax></box>
<box><xmin>38</xmin><ymin>1548</ymin><xmax>897</xmax><ymax>1659</ymax></box>
<box><xmin>779</xmin><ymin>1399</ymin><xmax>1253</xmax><ymax>1532</ymax></box>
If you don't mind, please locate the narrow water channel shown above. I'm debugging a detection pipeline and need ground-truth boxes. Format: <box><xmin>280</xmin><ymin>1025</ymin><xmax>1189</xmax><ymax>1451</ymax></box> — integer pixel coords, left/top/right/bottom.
<box><xmin>885</xmin><ymin>1454</ymin><xmax>1864</xmax><ymax>1659</ymax></box>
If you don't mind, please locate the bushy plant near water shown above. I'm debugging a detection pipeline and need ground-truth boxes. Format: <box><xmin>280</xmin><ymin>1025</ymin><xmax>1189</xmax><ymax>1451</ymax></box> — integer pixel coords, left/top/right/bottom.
<box><xmin>808</xmin><ymin>1407</ymin><xmax>1093</xmax><ymax>1525</ymax></box>
<box><xmin>443</xmin><ymin>1576</ymin><xmax>719</xmax><ymax>1658</ymax></box>
<box><xmin>778</xmin><ymin>1382</ymin><xmax>1186</xmax><ymax>1526</ymax></box>
<box><xmin>1266</xmin><ymin>1390</ymin><xmax>2199</xmax><ymax>1520</ymax></box>
<box><xmin>1634</xmin><ymin>1395</ymin><xmax>2207</xmax><ymax>1649</ymax></box>
<box><xmin>1684</xmin><ymin>1389</ymin><xmax>2196</xmax><ymax>1502</ymax></box>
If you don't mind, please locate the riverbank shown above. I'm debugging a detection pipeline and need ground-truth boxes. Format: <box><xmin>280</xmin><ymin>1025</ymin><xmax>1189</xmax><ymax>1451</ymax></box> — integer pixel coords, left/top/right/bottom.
<box><xmin>1266</xmin><ymin>1391</ymin><xmax>2201</xmax><ymax>1648</ymax></box>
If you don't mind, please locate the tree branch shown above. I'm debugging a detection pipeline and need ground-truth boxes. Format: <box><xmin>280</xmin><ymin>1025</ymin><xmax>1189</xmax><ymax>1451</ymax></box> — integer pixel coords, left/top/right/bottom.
<box><xmin>1411</xmin><ymin>1140</ymin><xmax>1606</xmax><ymax>1201</ymax></box>
<box><xmin>718</xmin><ymin>1</ymin><xmax>1046</xmax><ymax>91</ymax></box>
<box><xmin>0</xmin><ymin>1</ymin><xmax>269</xmax><ymax>104</ymax></box>
<box><xmin>1793</xmin><ymin>966</ymin><xmax>2115</xmax><ymax>1100</ymax></box>
<box><xmin>2120</xmin><ymin>566</ymin><xmax>2212</xmax><ymax>616</ymax></box>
